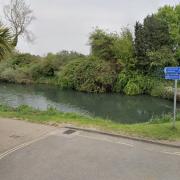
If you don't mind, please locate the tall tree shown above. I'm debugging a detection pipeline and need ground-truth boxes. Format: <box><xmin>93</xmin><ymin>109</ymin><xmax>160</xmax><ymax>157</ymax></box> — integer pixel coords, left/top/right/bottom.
<box><xmin>3</xmin><ymin>0</ymin><xmax>35</xmax><ymax>46</ymax></box>
<box><xmin>134</xmin><ymin>15</ymin><xmax>172</xmax><ymax>72</ymax></box>
<box><xmin>143</xmin><ymin>15</ymin><xmax>171</xmax><ymax>51</ymax></box>
<box><xmin>156</xmin><ymin>5</ymin><xmax>179</xmax><ymax>50</ymax></box>
<box><xmin>134</xmin><ymin>22</ymin><xmax>147</xmax><ymax>69</ymax></box>
<box><xmin>89</xmin><ymin>28</ymin><xmax>116</xmax><ymax>61</ymax></box>
<box><xmin>113</xmin><ymin>28</ymin><xmax>134</xmax><ymax>61</ymax></box>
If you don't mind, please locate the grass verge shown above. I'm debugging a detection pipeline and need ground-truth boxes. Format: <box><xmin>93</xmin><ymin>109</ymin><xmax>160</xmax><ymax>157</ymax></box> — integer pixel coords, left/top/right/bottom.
<box><xmin>0</xmin><ymin>104</ymin><xmax>180</xmax><ymax>141</ymax></box>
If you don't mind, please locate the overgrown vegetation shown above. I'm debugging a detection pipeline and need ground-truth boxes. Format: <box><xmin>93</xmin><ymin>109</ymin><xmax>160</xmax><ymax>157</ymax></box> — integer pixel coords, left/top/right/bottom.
<box><xmin>0</xmin><ymin>4</ymin><xmax>180</xmax><ymax>98</ymax></box>
<box><xmin>0</xmin><ymin>104</ymin><xmax>180</xmax><ymax>140</ymax></box>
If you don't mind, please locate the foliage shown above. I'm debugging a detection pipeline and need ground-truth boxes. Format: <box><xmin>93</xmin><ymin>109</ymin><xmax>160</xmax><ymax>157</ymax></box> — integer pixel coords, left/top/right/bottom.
<box><xmin>123</xmin><ymin>81</ymin><xmax>141</xmax><ymax>95</ymax></box>
<box><xmin>134</xmin><ymin>14</ymin><xmax>173</xmax><ymax>71</ymax></box>
<box><xmin>134</xmin><ymin>22</ymin><xmax>147</xmax><ymax>68</ymax></box>
<box><xmin>113</xmin><ymin>71</ymin><xmax>129</xmax><ymax>93</ymax></box>
<box><xmin>113</xmin><ymin>71</ymin><xmax>167</xmax><ymax>96</ymax></box>
<box><xmin>89</xmin><ymin>28</ymin><xmax>134</xmax><ymax>63</ymax></box>
<box><xmin>143</xmin><ymin>15</ymin><xmax>171</xmax><ymax>51</ymax></box>
<box><xmin>147</xmin><ymin>47</ymin><xmax>177</xmax><ymax>73</ymax></box>
<box><xmin>0</xmin><ymin>26</ymin><xmax>12</xmax><ymax>60</ymax></box>
<box><xmin>0</xmin><ymin>3</ymin><xmax>179</xmax><ymax>99</ymax></box>
<box><xmin>8</xmin><ymin>53</ymin><xmax>40</xmax><ymax>67</ymax></box>
<box><xmin>156</xmin><ymin>5</ymin><xmax>180</xmax><ymax>51</ymax></box>
<box><xmin>112</xmin><ymin>28</ymin><xmax>134</xmax><ymax>61</ymax></box>
<box><xmin>89</xmin><ymin>29</ymin><xmax>117</xmax><ymax>61</ymax></box>
<box><xmin>0</xmin><ymin>50</ymin><xmax>83</xmax><ymax>83</ymax></box>
<box><xmin>59</xmin><ymin>57</ymin><xmax>117</xmax><ymax>93</ymax></box>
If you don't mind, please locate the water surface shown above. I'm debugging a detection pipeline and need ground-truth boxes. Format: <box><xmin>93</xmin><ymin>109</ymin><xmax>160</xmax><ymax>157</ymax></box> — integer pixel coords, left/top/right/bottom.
<box><xmin>0</xmin><ymin>83</ymin><xmax>178</xmax><ymax>124</ymax></box>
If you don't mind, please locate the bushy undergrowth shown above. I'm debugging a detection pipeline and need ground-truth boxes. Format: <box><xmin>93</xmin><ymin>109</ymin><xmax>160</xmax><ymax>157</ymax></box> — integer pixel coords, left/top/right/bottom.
<box><xmin>59</xmin><ymin>57</ymin><xmax>117</xmax><ymax>93</ymax></box>
<box><xmin>113</xmin><ymin>71</ymin><xmax>168</xmax><ymax>96</ymax></box>
<box><xmin>0</xmin><ymin>51</ymin><xmax>83</xmax><ymax>84</ymax></box>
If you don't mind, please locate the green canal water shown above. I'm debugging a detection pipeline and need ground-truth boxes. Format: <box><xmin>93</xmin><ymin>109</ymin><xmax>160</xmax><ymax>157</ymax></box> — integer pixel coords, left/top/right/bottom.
<box><xmin>0</xmin><ymin>83</ymin><xmax>179</xmax><ymax>124</ymax></box>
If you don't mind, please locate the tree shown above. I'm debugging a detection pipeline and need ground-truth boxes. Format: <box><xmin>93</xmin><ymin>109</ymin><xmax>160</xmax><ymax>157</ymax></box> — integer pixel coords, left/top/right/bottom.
<box><xmin>147</xmin><ymin>47</ymin><xmax>177</xmax><ymax>73</ymax></box>
<box><xmin>143</xmin><ymin>15</ymin><xmax>171</xmax><ymax>51</ymax></box>
<box><xmin>113</xmin><ymin>28</ymin><xmax>134</xmax><ymax>62</ymax></box>
<box><xmin>3</xmin><ymin>0</ymin><xmax>35</xmax><ymax>46</ymax></box>
<box><xmin>134</xmin><ymin>22</ymin><xmax>147</xmax><ymax>69</ymax></box>
<box><xmin>89</xmin><ymin>28</ymin><xmax>134</xmax><ymax>65</ymax></box>
<box><xmin>156</xmin><ymin>5</ymin><xmax>179</xmax><ymax>50</ymax></box>
<box><xmin>156</xmin><ymin>4</ymin><xmax>180</xmax><ymax>63</ymax></box>
<box><xmin>89</xmin><ymin>28</ymin><xmax>117</xmax><ymax>61</ymax></box>
<box><xmin>0</xmin><ymin>26</ymin><xmax>12</xmax><ymax>60</ymax></box>
<box><xmin>134</xmin><ymin>15</ymin><xmax>172</xmax><ymax>72</ymax></box>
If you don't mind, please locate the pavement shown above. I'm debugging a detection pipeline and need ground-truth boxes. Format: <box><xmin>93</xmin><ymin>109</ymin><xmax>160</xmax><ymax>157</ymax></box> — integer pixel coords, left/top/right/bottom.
<box><xmin>0</xmin><ymin>118</ymin><xmax>180</xmax><ymax>180</ymax></box>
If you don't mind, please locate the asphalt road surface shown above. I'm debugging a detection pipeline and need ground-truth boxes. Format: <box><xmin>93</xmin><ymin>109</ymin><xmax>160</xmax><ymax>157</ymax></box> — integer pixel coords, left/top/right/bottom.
<box><xmin>0</xmin><ymin>120</ymin><xmax>180</xmax><ymax>180</ymax></box>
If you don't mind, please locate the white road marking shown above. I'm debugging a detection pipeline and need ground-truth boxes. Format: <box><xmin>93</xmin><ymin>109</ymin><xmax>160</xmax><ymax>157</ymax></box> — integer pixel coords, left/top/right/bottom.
<box><xmin>78</xmin><ymin>134</ymin><xmax>180</xmax><ymax>156</ymax></box>
<box><xmin>1</xmin><ymin>129</ymin><xmax>180</xmax><ymax>161</ymax></box>
<box><xmin>161</xmin><ymin>151</ymin><xmax>180</xmax><ymax>156</ymax></box>
<box><xmin>117</xmin><ymin>141</ymin><xmax>134</xmax><ymax>147</ymax></box>
<box><xmin>0</xmin><ymin>132</ymin><xmax>54</xmax><ymax>160</ymax></box>
<box><xmin>78</xmin><ymin>134</ymin><xmax>134</xmax><ymax>147</ymax></box>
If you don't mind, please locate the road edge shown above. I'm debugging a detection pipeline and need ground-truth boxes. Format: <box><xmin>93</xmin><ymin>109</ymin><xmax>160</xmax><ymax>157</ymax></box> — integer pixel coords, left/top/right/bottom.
<box><xmin>65</xmin><ymin>126</ymin><xmax>180</xmax><ymax>148</ymax></box>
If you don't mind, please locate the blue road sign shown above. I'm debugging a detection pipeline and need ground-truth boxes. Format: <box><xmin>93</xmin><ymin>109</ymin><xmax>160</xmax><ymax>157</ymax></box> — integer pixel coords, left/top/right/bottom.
<box><xmin>164</xmin><ymin>67</ymin><xmax>179</xmax><ymax>128</ymax></box>
<box><xmin>165</xmin><ymin>74</ymin><xmax>180</xmax><ymax>80</ymax></box>
<box><xmin>164</xmin><ymin>67</ymin><xmax>180</xmax><ymax>74</ymax></box>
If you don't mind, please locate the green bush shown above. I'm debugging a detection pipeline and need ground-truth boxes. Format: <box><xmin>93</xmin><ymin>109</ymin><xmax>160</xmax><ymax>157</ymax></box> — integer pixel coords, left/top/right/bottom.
<box><xmin>0</xmin><ymin>67</ymin><xmax>16</xmax><ymax>82</ymax></box>
<box><xmin>123</xmin><ymin>81</ymin><xmax>141</xmax><ymax>95</ymax></box>
<box><xmin>150</xmin><ymin>83</ymin><xmax>164</xmax><ymax>97</ymax></box>
<box><xmin>29</xmin><ymin>60</ymin><xmax>56</xmax><ymax>80</ymax></box>
<box><xmin>29</xmin><ymin>63</ymin><xmax>42</xmax><ymax>80</ymax></box>
<box><xmin>8</xmin><ymin>53</ymin><xmax>40</xmax><ymax>67</ymax></box>
<box><xmin>113</xmin><ymin>71</ymin><xmax>129</xmax><ymax>92</ymax></box>
<box><xmin>59</xmin><ymin>57</ymin><xmax>117</xmax><ymax>93</ymax></box>
<box><xmin>113</xmin><ymin>71</ymin><xmax>166</xmax><ymax>96</ymax></box>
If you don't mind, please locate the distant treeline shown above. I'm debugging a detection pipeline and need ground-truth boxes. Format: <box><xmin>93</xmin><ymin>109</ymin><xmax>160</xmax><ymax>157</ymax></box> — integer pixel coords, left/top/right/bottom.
<box><xmin>0</xmin><ymin>4</ymin><xmax>179</xmax><ymax>98</ymax></box>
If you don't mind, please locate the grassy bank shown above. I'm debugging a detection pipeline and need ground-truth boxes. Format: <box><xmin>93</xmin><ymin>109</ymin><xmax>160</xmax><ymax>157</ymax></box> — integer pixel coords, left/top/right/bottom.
<box><xmin>0</xmin><ymin>104</ymin><xmax>180</xmax><ymax>141</ymax></box>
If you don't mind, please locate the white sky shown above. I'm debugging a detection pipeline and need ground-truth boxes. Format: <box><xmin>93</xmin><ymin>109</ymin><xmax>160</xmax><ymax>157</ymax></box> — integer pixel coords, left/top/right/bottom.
<box><xmin>0</xmin><ymin>0</ymin><xmax>179</xmax><ymax>55</ymax></box>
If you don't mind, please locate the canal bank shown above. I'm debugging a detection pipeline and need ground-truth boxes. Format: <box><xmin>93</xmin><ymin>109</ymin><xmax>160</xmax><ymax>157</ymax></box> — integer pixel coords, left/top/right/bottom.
<box><xmin>0</xmin><ymin>104</ymin><xmax>180</xmax><ymax>141</ymax></box>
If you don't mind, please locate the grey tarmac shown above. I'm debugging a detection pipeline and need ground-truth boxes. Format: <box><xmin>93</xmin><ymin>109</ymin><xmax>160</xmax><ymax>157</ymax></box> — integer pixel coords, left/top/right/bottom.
<box><xmin>0</xmin><ymin>118</ymin><xmax>180</xmax><ymax>180</ymax></box>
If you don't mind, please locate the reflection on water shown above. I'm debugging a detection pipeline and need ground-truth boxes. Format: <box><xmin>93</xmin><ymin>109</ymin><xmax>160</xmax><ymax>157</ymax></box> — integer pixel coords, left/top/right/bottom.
<box><xmin>0</xmin><ymin>83</ymin><xmax>178</xmax><ymax>124</ymax></box>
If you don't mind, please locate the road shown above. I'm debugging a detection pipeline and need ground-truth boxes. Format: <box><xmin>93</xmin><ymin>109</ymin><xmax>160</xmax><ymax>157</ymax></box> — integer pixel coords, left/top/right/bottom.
<box><xmin>0</xmin><ymin>118</ymin><xmax>180</xmax><ymax>180</ymax></box>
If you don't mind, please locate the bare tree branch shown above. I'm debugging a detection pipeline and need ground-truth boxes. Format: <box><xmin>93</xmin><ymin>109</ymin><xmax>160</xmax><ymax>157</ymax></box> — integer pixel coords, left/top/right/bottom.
<box><xmin>3</xmin><ymin>0</ymin><xmax>35</xmax><ymax>46</ymax></box>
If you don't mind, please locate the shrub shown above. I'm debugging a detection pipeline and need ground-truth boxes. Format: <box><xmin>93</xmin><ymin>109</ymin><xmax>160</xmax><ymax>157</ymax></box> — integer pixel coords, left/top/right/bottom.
<box><xmin>113</xmin><ymin>71</ymin><xmax>129</xmax><ymax>92</ymax></box>
<box><xmin>150</xmin><ymin>83</ymin><xmax>164</xmax><ymax>97</ymax></box>
<box><xmin>59</xmin><ymin>57</ymin><xmax>117</xmax><ymax>93</ymax></box>
<box><xmin>8</xmin><ymin>53</ymin><xmax>40</xmax><ymax>67</ymax></box>
<box><xmin>40</xmin><ymin>59</ymin><xmax>55</xmax><ymax>77</ymax></box>
<box><xmin>29</xmin><ymin>63</ymin><xmax>42</xmax><ymax>80</ymax></box>
<box><xmin>29</xmin><ymin>60</ymin><xmax>56</xmax><ymax>80</ymax></box>
<box><xmin>123</xmin><ymin>81</ymin><xmax>141</xmax><ymax>95</ymax></box>
<box><xmin>0</xmin><ymin>67</ymin><xmax>16</xmax><ymax>82</ymax></box>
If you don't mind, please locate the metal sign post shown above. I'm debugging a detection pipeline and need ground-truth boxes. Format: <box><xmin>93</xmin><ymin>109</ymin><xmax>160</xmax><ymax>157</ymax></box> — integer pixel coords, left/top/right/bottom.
<box><xmin>173</xmin><ymin>80</ymin><xmax>177</xmax><ymax>128</ymax></box>
<box><xmin>164</xmin><ymin>67</ymin><xmax>180</xmax><ymax>128</ymax></box>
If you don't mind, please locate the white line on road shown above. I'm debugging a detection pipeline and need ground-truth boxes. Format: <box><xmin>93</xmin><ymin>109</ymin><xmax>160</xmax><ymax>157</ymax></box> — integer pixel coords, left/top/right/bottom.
<box><xmin>0</xmin><ymin>132</ymin><xmax>54</xmax><ymax>160</ymax></box>
<box><xmin>161</xmin><ymin>151</ymin><xmax>180</xmax><ymax>156</ymax></box>
<box><xmin>78</xmin><ymin>134</ymin><xmax>134</xmax><ymax>147</ymax></box>
<box><xmin>78</xmin><ymin>134</ymin><xmax>180</xmax><ymax>156</ymax></box>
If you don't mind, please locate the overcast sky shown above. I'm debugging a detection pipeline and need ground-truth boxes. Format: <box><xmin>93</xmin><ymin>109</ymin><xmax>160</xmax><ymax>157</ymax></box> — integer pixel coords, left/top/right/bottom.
<box><xmin>0</xmin><ymin>0</ymin><xmax>179</xmax><ymax>55</ymax></box>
